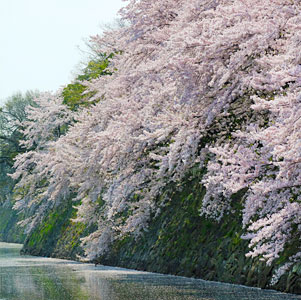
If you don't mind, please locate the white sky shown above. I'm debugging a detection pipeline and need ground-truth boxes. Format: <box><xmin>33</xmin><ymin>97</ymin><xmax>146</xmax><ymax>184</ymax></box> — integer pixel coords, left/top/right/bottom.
<box><xmin>0</xmin><ymin>0</ymin><xmax>125</xmax><ymax>104</ymax></box>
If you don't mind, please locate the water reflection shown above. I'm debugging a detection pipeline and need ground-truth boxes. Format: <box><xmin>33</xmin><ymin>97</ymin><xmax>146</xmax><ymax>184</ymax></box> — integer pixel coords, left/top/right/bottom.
<box><xmin>0</xmin><ymin>242</ymin><xmax>300</xmax><ymax>300</ymax></box>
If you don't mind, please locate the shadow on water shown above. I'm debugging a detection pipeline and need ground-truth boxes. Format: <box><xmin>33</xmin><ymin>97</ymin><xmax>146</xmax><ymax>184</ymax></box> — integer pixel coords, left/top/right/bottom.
<box><xmin>0</xmin><ymin>243</ymin><xmax>300</xmax><ymax>300</ymax></box>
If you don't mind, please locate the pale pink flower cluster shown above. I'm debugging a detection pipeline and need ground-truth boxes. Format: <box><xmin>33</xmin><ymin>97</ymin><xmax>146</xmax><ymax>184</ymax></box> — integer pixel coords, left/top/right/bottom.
<box><xmin>203</xmin><ymin>89</ymin><xmax>301</xmax><ymax>265</ymax></box>
<box><xmin>11</xmin><ymin>92</ymin><xmax>75</xmax><ymax>233</ymax></box>
<box><xmin>270</xmin><ymin>253</ymin><xmax>301</xmax><ymax>286</ymax></box>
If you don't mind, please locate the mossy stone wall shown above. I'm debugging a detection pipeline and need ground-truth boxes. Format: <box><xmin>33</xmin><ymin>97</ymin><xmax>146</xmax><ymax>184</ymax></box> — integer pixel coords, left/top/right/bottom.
<box><xmin>20</xmin><ymin>172</ymin><xmax>301</xmax><ymax>294</ymax></box>
<box><xmin>97</xmin><ymin>170</ymin><xmax>301</xmax><ymax>294</ymax></box>
<box><xmin>21</xmin><ymin>201</ymin><xmax>93</xmax><ymax>259</ymax></box>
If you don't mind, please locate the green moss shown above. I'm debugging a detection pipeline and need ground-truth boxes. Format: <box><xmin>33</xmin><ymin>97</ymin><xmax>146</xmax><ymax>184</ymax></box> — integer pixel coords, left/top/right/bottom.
<box><xmin>22</xmin><ymin>199</ymin><xmax>95</xmax><ymax>260</ymax></box>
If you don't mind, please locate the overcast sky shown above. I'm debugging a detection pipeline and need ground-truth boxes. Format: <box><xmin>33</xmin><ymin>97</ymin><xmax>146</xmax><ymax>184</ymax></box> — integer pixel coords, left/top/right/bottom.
<box><xmin>0</xmin><ymin>0</ymin><xmax>125</xmax><ymax>105</ymax></box>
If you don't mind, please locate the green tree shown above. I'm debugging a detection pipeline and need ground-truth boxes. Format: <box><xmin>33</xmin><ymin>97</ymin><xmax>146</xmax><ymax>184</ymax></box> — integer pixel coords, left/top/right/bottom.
<box><xmin>62</xmin><ymin>53</ymin><xmax>113</xmax><ymax>110</ymax></box>
<box><xmin>0</xmin><ymin>91</ymin><xmax>37</xmax><ymax>203</ymax></box>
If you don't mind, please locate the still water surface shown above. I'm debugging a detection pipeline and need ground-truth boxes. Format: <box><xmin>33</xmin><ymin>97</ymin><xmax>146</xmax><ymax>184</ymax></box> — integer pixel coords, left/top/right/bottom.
<box><xmin>0</xmin><ymin>242</ymin><xmax>300</xmax><ymax>300</ymax></box>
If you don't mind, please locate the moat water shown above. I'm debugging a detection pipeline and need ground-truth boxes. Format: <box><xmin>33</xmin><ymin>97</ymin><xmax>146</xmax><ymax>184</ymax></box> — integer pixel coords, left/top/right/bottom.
<box><xmin>0</xmin><ymin>242</ymin><xmax>299</xmax><ymax>300</ymax></box>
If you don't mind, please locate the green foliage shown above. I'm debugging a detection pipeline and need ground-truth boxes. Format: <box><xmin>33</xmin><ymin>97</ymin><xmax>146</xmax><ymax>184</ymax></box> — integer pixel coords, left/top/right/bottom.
<box><xmin>77</xmin><ymin>56</ymin><xmax>112</xmax><ymax>81</ymax></box>
<box><xmin>62</xmin><ymin>54</ymin><xmax>113</xmax><ymax>110</ymax></box>
<box><xmin>0</xmin><ymin>91</ymin><xmax>37</xmax><ymax>204</ymax></box>
<box><xmin>62</xmin><ymin>82</ymin><xmax>94</xmax><ymax>111</ymax></box>
<box><xmin>0</xmin><ymin>92</ymin><xmax>37</xmax><ymax>244</ymax></box>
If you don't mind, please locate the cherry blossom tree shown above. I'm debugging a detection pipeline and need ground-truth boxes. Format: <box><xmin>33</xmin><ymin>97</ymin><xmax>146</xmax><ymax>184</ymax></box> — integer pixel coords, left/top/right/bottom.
<box><xmin>12</xmin><ymin>0</ymin><xmax>301</xmax><ymax>271</ymax></box>
<box><xmin>11</xmin><ymin>92</ymin><xmax>74</xmax><ymax>233</ymax></box>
